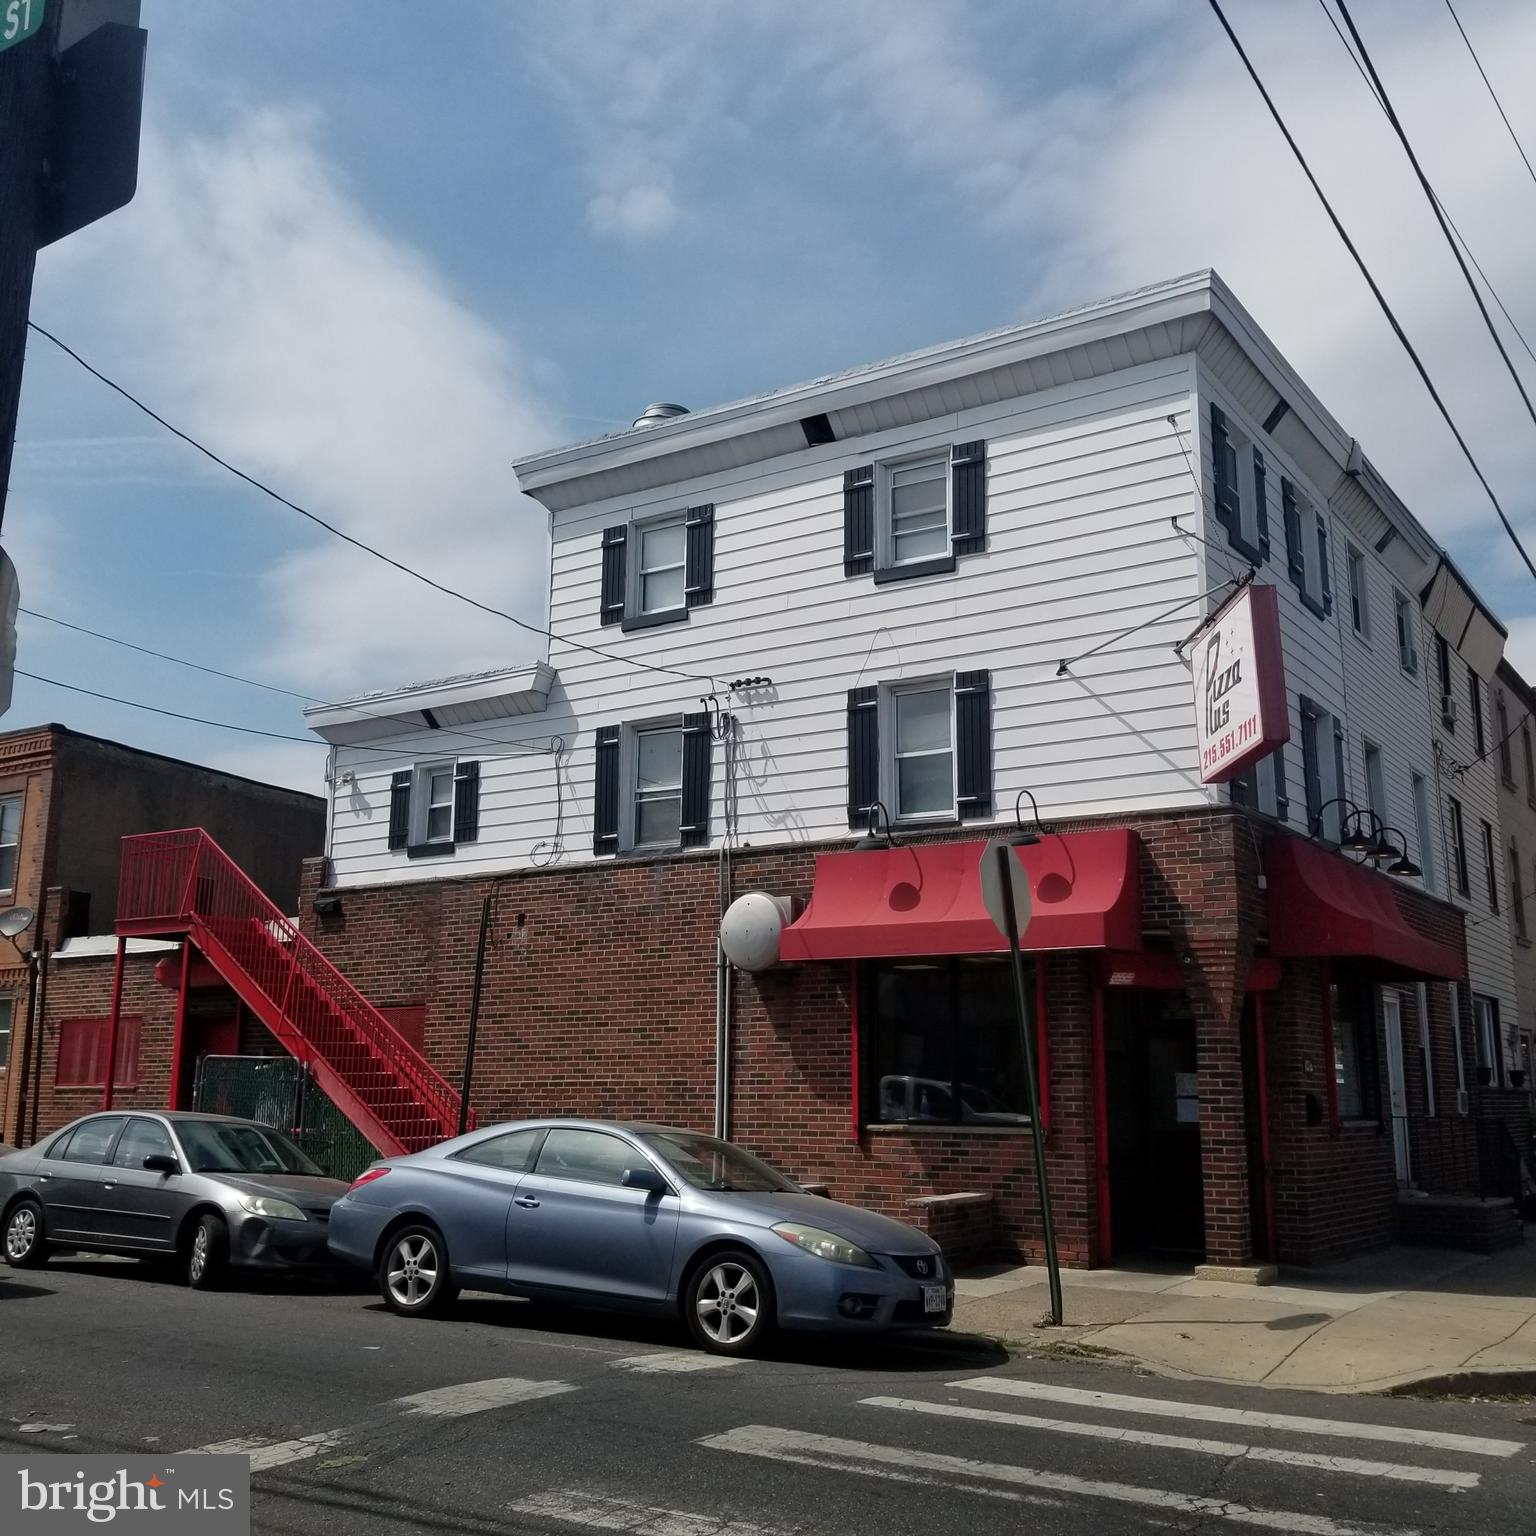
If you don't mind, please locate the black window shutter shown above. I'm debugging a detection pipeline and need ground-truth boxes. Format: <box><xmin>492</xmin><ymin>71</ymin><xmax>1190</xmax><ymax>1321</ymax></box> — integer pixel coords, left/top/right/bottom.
<box><xmin>847</xmin><ymin>686</ymin><xmax>879</xmax><ymax>828</ymax></box>
<box><xmin>1282</xmin><ymin>478</ymin><xmax>1304</xmax><ymax>586</ymax></box>
<box><xmin>951</xmin><ymin>440</ymin><xmax>987</xmax><ymax>556</ymax></box>
<box><xmin>955</xmin><ymin>669</ymin><xmax>992</xmax><ymax>820</ymax></box>
<box><xmin>1251</xmin><ymin>448</ymin><xmax>1270</xmax><ymax>561</ymax></box>
<box><xmin>1210</xmin><ymin>403</ymin><xmax>1236</xmax><ymax>528</ymax></box>
<box><xmin>600</xmin><ymin>527</ymin><xmax>628</xmax><ymax>625</ymax></box>
<box><xmin>388</xmin><ymin>771</ymin><xmax>412</xmax><ymax>851</ymax></box>
<box><xmin>1272</xmin><ymin>746</ymin><xmax>1290</xmax><ymax>824</ymax></box>
<box><xmin>1317</xmin><ymin>519</ymin><xmax>1334</xmax><ymax>615</ymax></box>
<box><xmin>843</xmin><ymin>467</ymin><xmax>874</xmax><ymax>577</ymax></box>
<box><xmin>685</xmin><ymin>504</ymin><xmax>714</xmax><ymax>608</ymax></box>
<box><xmin>1332</xmin><ymin>720</ymin><xmax>1347</xmax><ymax>832</ymax></box>
<box><xmin>681</xmin><ymin>712</ymin><xmax>712</xmax><ymax>847</ymax></box>
<box><xmin>593</xmin><ymin>726</ymin><xmax>621</xmax><ymax>856</ymax></box>
<box><xmin>453</xmin><ymin>760</ymin><xmax>480</xmax><ymax>844</ymax></box>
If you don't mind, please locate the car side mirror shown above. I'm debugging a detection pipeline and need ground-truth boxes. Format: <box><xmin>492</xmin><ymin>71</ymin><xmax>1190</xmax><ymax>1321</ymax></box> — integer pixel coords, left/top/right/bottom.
<box><xmin>143</xmin><ymin>1153</ymin><xmax>180</xmax><ymax>1175</ymax></box>
<box><xmin>621</xmin><ymin>1165</ymin><xmax>667</xmax><ymax>1195</ymax></box>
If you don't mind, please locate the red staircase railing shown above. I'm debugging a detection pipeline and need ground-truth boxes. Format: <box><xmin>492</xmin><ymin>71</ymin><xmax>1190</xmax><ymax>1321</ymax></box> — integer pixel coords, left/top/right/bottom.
<box><xmin>118</xmin><ymin>829</ymin><xmax>467</xmax><ymax>1155</ymax></box>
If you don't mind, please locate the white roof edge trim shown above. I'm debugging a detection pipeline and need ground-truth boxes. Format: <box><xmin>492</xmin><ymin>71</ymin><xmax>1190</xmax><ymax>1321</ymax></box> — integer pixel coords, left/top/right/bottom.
<box><xmin>54</xmin><ymin>936</ymin><xmax>179</xmax><ymax>960</ymax></box>
<box><xmin>303</xmin><ymin>661</ymin><xmax>556</xmax><ymax>732</ymax></box>
<box><xmin>512</xmin><ymin>269</ymin><xmax>1220</xmax><ymax>491</ymax></box>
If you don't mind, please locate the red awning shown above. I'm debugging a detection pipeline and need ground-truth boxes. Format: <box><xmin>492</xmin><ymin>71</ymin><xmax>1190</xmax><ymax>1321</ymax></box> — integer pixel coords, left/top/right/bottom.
<box><xmin>778</xmin><ymin>829</ymin><xmax>1141</xmax><ymax>962</ymax></box>
<box><xmin>1264</xmin><ymin>835</ymin><xmax>1465</xmax><ymax>981</ymax></box>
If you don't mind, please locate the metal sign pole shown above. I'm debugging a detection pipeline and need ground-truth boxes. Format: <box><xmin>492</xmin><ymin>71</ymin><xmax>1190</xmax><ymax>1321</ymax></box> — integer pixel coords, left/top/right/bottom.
<box><xmin>458</xmin><ymin>893</ymin><xmax>492</xmax><ymax>1137</ymax></box>
<box><xmin>992</xmin><ymin>840</ymin><xmax>1063</xmax><ymax>1325</ymax></box>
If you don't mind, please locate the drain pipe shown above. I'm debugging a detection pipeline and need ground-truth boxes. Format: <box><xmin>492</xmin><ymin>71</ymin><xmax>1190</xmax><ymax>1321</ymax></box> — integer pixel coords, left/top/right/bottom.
<box><xmin>713</xmin><ymin>716</ymin><xmax>737</xmax><ymax>1141</ymax></box>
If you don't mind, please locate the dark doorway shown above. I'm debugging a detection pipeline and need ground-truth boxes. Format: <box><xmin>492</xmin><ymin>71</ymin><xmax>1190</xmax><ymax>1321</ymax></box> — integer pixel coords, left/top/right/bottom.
<box><xmin>1105</xmin><ymin>990</ymin><xmax>1205</xmax><ymax>1258</ymax></box>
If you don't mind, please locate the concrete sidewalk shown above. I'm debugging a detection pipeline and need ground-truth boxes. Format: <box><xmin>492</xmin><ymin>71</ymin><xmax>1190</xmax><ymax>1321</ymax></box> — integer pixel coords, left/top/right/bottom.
<box><xmin>953</xmin><ymin>1241</ymin><xmax>1536</xmax><ymax>1394</ymax></box>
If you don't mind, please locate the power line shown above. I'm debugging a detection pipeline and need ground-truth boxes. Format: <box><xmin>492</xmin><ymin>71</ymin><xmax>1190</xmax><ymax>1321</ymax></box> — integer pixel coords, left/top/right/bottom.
<box><xmin>1442</xmin><ymin>0</ymin><xmax>1536</xmax><ymax>193</ymax></box>
<box><xmin>1206</xmin><ymin>0</ymin><xmax>1536</xmax><ymax>586</ymax></box>
<box><xmin>1316</xmin><ymin>0</ymin><xmax>1536</xmax><ymax>374</ymax></box>
<box><xmin>1334</xmin><ymin>2</ymin><xmax>1536</xmax><ymax>445</ymax></box>
<box><xmin>25</xmin><ymin>321</ymin><xmax>718</xmax><ymax>689</ymax></box>
<box><xmin>19</xmin><ymin>605</ymin><xmax>557</xmax><ymax>759</ymax></box>
<box><xmin>14</xmin><ymin>669</ymin><xmax>323</xmax><ymax>744</ymax></box>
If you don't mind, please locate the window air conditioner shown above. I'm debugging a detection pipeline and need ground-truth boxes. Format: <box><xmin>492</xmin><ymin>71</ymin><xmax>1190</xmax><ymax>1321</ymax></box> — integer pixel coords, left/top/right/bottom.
<box><xmin>1456</xmin><ymin>1089</ymin><xmax>1470</xmax><ymax>1116</ymax></box>
<box><xmin>1441</xmin><ymin>695</ymin><xmax>1458</xmax><ymax>727</ymax></box>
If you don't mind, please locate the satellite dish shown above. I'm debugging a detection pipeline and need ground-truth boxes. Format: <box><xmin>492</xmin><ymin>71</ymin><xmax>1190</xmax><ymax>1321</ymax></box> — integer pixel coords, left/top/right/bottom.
<box><xmin>720</xmin><ymin>892</ymin><xmax>792</xmax><ymax>972</ymax></box>
<box><xmin>0</xmin><ymin>905</ymin><xmax>34</xmax><ymax>939</ymax></box>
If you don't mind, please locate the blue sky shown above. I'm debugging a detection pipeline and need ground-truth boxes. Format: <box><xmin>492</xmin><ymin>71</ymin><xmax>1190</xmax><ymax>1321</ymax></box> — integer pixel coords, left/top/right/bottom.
<box><xmin>7</xmin><ymin>0</ymin><xmax>1536</xmax><ymax>790</ymax></box>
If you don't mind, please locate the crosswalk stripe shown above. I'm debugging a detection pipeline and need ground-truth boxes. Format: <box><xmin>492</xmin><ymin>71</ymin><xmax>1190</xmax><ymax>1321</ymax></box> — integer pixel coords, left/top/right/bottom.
<box><xmin>862</xmin><ymin>1396</ymin><xmax>1478</xmax><ymax>1490</ymax></box>
<box><xmin>949</xmin><ymin>1378</ymin><xmax>1524</xmax><ymax>1459</ymax></box>
<box><xmin>701</xmin><ymin>1425</ymin><xmax>1419</xmax><ymax>1536</ymax></box>
<box><xmin>609</xmin><ymin>1352</ymin><xmax>746</xmax><ymax>1375</ymax></box>
<box><xmin>389</xmin><ymin>1377</ymin><xmax>575</xmax><ymax>1417</ymax></box>
<box><xmin>178</xmin><ymin>1430</ymin><xmax>346</xmax><ymax>1472</ymax></box>
<box><xmin>505</xmin><ymin>1490</ymin><xmax>789</xmax><ymax>1534</ymax></box>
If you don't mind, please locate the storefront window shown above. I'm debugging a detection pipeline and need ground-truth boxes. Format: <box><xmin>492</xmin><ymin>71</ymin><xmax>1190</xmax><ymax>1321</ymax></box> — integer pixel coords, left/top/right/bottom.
<box><xmin>867</xmin><ymin>956</ymin><xmax>1033</xmax><ymax>1125</ymax></box>
<box><xmin>1330</xmin><ymin>978</ymin><xmax>1379</xmax><ymax>1122</ymax></box>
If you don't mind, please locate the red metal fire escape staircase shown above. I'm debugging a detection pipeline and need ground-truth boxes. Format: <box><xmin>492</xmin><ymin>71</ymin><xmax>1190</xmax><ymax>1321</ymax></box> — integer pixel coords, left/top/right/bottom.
<box><xmin>117</xmin><ymin>829</ymin><xmax>468</xmax><ymax>1156</ymax></box>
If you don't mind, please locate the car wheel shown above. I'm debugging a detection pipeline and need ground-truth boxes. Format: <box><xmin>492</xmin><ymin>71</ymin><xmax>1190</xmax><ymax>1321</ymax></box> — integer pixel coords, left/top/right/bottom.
<box><xmin>686</xmin><ymin>1249</ymin><xmax>774</xmax><ymax>1356</ymax></box>
<box><xmin>379</xmin><ymin>1225</ymin><xmax>458</xmax><ymax>1317</ymax></box>
<box><xmin>4</xmin><ymin>1200</ymin><xmax>47</xmax><ymax>1269</ymax></box>
<box><xmin>186</xmin><ymin>1213</ymin><xmax>229</xmax><ymax>1291</ymax></box>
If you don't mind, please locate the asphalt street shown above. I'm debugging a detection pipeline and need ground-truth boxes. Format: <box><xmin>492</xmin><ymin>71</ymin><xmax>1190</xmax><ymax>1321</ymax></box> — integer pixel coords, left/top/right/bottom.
<box><xmin>2</xmin><ymin>1256</ymin><xmax>1533</xmax><ymax>1535</ymax></box>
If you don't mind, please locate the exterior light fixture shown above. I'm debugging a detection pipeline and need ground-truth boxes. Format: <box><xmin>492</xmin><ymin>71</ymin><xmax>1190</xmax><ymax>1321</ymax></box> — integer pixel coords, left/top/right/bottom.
<box><xmin>853</xmin><ymin>801</ymin><xmax>897</xmax><ymax>852</ymax></box>
<box><xmin>1377</xmin><ymin>827</ymin><xmax>1421</xmax><ymax>879</ymax></box>
<box><xmin>312</xmin><ymin>892</ymin><xmax>343</xmax><ymax>916</ymax></box>
<box><xmin>1012</xmin><ymin>788</ymin><xmax>1055</xmax><ymax>846</ymax></box>
<box><xmin>1312</xmin><ymin>797</ymin><xmax>1374</xmax><ymax>853</ymax></box>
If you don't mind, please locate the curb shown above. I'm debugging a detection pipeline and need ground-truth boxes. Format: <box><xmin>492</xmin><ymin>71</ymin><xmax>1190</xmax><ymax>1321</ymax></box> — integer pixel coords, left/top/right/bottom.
<box><xmin>1381</xmin><ymin>1368</ymin><xmax>1536</xmax><ymax>1398</ymax></box>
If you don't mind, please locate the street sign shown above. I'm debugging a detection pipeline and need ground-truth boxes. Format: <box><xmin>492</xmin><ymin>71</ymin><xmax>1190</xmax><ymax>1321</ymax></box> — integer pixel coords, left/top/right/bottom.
<box><xmin>0</xmin><ymin>0</ymin><xmax>44</xmax><ymax>53</ymax></box>
<box><xmin>979</xmin><ymin>838</ymin><xmax>1033</xmax><ymax>941</ymax></box>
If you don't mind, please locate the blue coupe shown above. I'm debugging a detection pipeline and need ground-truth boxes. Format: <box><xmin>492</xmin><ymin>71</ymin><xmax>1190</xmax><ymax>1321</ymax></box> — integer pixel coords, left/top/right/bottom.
<box><xmin>327</xmin><ymin>1120</ymin><xmax>953</xmax><ymax>1354</ymax></box>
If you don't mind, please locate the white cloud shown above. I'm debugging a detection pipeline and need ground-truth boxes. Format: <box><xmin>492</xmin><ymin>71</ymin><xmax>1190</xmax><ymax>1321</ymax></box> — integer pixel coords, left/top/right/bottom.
<box><xmin>33</xmin><ymin>107</ymin><xmax>559</xmax><ymax>696</ymax></box>
<box><xmin>588</xmin><ymin>183</ymin><xmax>679</xmax><ymax>240</ymax></box>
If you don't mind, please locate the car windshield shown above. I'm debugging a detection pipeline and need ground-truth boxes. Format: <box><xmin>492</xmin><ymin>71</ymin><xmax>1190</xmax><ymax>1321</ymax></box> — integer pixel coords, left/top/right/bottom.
<box><xmin>640</xmin><ymin>1131</ymin><xmax>798</xmax><ymax>1193</ymax></box>
<box><xmin>173</xmin><ymin>1120</ymin><xmax>321</xmax><ymax>1176</ymax></box>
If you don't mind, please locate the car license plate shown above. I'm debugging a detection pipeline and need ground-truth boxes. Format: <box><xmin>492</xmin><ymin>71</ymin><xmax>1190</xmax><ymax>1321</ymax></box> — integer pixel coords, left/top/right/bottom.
<box><xmin>923</xmin><ymin>1284</ymin><xmax>948</xmax><ymax>1314</ymax></box>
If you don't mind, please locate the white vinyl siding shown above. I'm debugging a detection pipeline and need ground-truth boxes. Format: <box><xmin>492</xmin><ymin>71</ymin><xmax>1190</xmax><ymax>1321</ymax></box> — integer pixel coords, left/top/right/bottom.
<box><xmin>328</xmin><ymin>357</ymin><xmax>1209</xmax><ymax>884</ymax></box>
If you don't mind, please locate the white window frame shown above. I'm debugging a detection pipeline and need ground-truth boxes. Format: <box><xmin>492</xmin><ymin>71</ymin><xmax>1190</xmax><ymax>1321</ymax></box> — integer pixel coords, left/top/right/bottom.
<box><xmin>881</xmin><ymin>677</ymin><xmax>957</xmax><ymax>824</ymax></box>
<box><xmin>628</xmin><ymin>512</ymin><xmax>688</xmax><ymax>619</ymax></box>
<box><xmin>876</xmin><ymin>451</ymin><xmax>951</xmax><ymax>572</ymax></box>
<box><xmin>0</xmin><ymin>792</ymin><xmax>20</xmax><ymax>894</ymax></box>
<box><xmin>1362</xmin><ymin>739</ymin><xmax>1386</xmax><ymax>825</ymax></box>
<box><xmin>1345</xmin><ymin>542</ymin><xmax>1369</xmax><ymax>639</ymax></box>
<box><xmin>623</xmin><ymin>718</ymin><xmax>684</xmax><ymax>853</ymax></box>
<box><xmin>1393</xmin><ymin>591</ymin><xmax>1418</xmax><ymax>675</ymax></box>
<box><xmin>1473</xmin><ymin>994</ymin><xmax>1502</xmax><ymax>1084</ymax></box>
<box><xmin>0</xmin><ymin>996</ymin><xmax>11</xmax><ymax>1072</ymax></box>
<box><xmin>412</xmin><ymin>760</ymin><xmax>456</xmax><ymax>846</ymax></box>
<box><xmin>1411</xmin><ymin>770</ymin><xmax>1438</xmax><ymax>895</ymax></box>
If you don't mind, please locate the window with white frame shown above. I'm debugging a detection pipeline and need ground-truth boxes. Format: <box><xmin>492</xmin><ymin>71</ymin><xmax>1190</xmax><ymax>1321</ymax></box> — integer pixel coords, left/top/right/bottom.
<box><xmin>633</xmin><ymin>516</ymin><xmax>687</xmax><ymax>616</ymax></box>
<box><xmin>414</xmin><ymin>762</ymin><xmax>456</xmax><ymax>845</ymax></box>
<box><xmin>880</xmin><ymin>453</ymin><xmax>949</xmax><ymax>569</ymax></box>
<box><xmin>1448</xmin><ymin>796</ymin><xmax>1470</xmax><ymax>896</ymax></box>
<box><xmin>1363</xmin><ymin>739</ymin><xmax>1386</xmax><ymax>825</ymax></box>
<box><xmin>1473</xmin><ymin>994</ymin><xmax>1502</xmax><ymax>1085</ymax></box>
<box><xmin>0</xmin><ymin>794</ymin><xmax>18</xmax><ymax>892</ymax></box>
<box><xmin>1394</xmin><ymin>592</ymin><xmax>1418</xmax><ymax>675</ymax></box>
<box><xmin>1346</xmin><ymin>544</ymin><xmax>1368</xmax><ymax>637</ymax></box>
<box><xmin>632</xmin><ymin>726</ymin><xmax>684</xmax><ymax>849</ymax></box>
<box><xmin>887</xmin><ymin>682</ymin><xmax>954</xmax><ymax>821</ymax></box>
<box><xmin>1411</xmin><ymin>771</ymin><xmax>1438</xmax><ymax>894</ymax></box>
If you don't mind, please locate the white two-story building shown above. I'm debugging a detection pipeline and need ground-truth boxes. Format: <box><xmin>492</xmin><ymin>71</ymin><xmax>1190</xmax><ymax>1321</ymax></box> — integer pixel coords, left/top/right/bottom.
<box><xmin>296</xmin><ymin>269</ymin><xmax>1526</xmax><ymax>1268</ymax></box>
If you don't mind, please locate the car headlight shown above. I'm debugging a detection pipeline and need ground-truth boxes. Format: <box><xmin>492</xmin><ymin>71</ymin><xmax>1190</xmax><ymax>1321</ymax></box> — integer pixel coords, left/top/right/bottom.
<box><xmin>239</xmin><ymin>1195</ymin><xmax>306</xmax><ymax>1222</ymax></box>
<box><xmin>772</xmin><ymin>1222</ymin><xmax>877</xmax><ymax>1268</ymax></box>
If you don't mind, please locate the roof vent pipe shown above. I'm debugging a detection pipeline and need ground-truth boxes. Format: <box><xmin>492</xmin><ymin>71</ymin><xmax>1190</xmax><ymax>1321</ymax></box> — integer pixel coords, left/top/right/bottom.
<box><xmin>632</xmin><ymin>402</ymin><xmax>689</xmax><ymax>429</ymax></box>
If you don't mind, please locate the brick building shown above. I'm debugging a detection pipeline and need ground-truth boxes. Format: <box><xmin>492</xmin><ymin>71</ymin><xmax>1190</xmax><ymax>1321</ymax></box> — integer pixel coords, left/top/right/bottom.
<box><xmin>0</xmin><ymin>724</ymin><xmax>324</xmax><ymax>1144</ymax></box>
<box><xmin>62</xmin><ymin>273</ymin><xmax>1526</xmax><ymax>1268</ymax></box>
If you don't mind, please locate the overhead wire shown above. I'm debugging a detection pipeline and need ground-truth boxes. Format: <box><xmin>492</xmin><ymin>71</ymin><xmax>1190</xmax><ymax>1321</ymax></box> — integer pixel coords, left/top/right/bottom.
<box><xmin>1442</xmin><ymin>0</ymin><xmax>1536</xmax><ymax>194</ymax></box>
<box><xmin>1333</xmin><ymin>2</ymin><xmax>1536</xmax><ymax>443</ymax></box>
<box><xmin>25</xmin><ymin>320</ymin><xmax>718</xmax><ymax>689</ymax></box>
<box><xmin>19</xmin><ymin>605</ymin><xmax>558</xmax><ymax>758</ymax></box>
<box><xmin>1205</xmin><ymin>0</ymin><xmax>1536</xmax><ymax>586</ymax></box>
<box><xmin>1316</xmin><ymin>0</ymin><xmax>1536</xmax><ymax>374</ymax></box>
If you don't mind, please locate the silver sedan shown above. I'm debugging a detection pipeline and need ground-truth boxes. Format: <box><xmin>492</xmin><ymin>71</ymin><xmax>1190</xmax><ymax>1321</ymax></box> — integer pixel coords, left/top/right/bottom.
<box><xmin>0</xmin><ymin>1111</ymin><xmax>348</xmax><ymax>1288</ymax></box>
<box><xmin>328</xmin><ymin>1120</ymin><xmax>953</xmax><ymax>1355</ymax></box>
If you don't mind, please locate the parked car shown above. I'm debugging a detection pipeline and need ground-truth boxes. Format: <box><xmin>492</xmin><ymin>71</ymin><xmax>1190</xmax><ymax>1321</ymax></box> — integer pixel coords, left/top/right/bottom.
<box><xmin>328</xmin><ymin>1120</ymin><xmax>953</xmax><ymax>1355</ymax></box>
<box><xmin>0</xmin><ymin>1111</ymin><xmax>349</xmax><ymax>1288</ymax></box>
